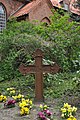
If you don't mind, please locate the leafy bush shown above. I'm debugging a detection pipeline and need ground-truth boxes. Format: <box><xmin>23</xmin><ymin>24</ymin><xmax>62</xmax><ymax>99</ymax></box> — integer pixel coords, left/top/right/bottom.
<box><xmin>34</xmin><ymin>12</ymin><xmax>80</xmax><ymax>72</ymax></box>
<box><xmin>0</xmin><ymin>11</ymin><xmax>80</xmax><ymax>82</ymax></box>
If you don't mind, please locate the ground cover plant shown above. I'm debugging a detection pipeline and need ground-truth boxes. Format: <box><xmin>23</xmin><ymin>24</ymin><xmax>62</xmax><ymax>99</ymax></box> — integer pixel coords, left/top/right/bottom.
<box><xmin>0</xmin><ymin>11</ymin><xmax>80</xmax><ymax>119</ymax></box>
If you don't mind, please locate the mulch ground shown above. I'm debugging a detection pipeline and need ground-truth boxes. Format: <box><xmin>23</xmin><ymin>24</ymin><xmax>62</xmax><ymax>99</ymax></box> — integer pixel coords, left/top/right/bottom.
<box><xmin>0</xmin><ymin>97</ymin><xmax>80</xmax><ymax>120</ymax></box>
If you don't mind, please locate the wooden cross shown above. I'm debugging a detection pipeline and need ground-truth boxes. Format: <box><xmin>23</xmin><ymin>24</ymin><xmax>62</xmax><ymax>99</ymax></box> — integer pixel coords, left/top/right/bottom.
<box><xmin>19</xmin><ymin>49</ymin><xmax>60</xmax><ymax>102</ymax></box>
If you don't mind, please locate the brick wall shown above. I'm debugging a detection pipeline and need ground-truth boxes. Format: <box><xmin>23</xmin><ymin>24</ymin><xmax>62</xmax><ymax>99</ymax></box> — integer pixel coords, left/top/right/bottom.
<box><xmin>0</xmin><ymin>0</ymin><xmax>23</xmax><ymax>19</ymax></box>
<box><xmin>29</xmin><ymin>0</ymin><xmax>53</xmax><ymax>22</ymax></box>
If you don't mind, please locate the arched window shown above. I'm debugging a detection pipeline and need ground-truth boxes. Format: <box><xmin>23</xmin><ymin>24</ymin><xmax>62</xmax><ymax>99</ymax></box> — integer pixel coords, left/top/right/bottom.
<box><xmin>0</xmin><ymin>3</ymin><xmax>6</xmax><ymax>32</ymax></box>
<box><xmin>41</xmin><ymin>17</ymin><xmax>51</xmax><ymax>26</ymax></box>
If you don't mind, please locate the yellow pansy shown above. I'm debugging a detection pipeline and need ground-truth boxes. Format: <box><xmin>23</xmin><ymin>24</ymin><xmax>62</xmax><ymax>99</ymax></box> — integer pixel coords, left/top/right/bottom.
<box><xmin>18</xmin><ymin>94</ymin><xmax>24</xmax><ymax>98</ymax></box>
<box><xmin>20</xmin><ymin>108</ymin><xmax>24</xmax><ymax>115</ymax></box>
<box><xmin>17</xmin><ymin>94</ymin><xmax>22</xmax><ymax>98</ymax></box>
<box><xmin>68</xmin><ymin>107</ymin><xmax>72</xmax><ymax>113</ymax></box>
<box><xmin>3</xmin><ymin>96</ymin><xmax>7</xmax><ymax>101</ymax></box>
<box><xmin>24</xmin><ymin>107</ymin><xmax>29</xmax><ymax>114</ymax></box>
<box><xmin>25</xmin><ymin>99</ymin><xmax>29</xmax><ymax>103</ymax></box>
<box><xmin>44</xmin><ymin>105</ymin><xmax>48</xmax><ymax>110</ymax></box>
<box><xmin>7</xmin><ymin>88</ymin><xmax>10</xmax><ymax>91</ymax></box>
<box><xmin>0</xmin><ymin>95</ymin><xmax>7</xmax><ymax>102</ymax></box>
<box><xmin>22</xmin><ymin>98</ymin><xmax>25</xmax><ymax>102</ymax></box>
<box><xmin>64</xmin><ymin>103</ymin><xmax>71</xmax><ymax>108</ymax></box>
<box><xmin>40</xmin><ymin>104</ymin><xmax>43</xmax><ymax>109</ymax></box>
<box><xmin>29</xmin><ymin>100</ymin><xmax>32</xmax><ymax>105</ymax></box>
<box><xmin>67</xmin><ymin>116</ymin><xmax>77</xmax><ymax>120</ymax></box>
<box><xmin>0</xmin><ymin>97</ymin><xmax>3</xmax><ymax>101</ymax></box>
<box><xmin>19</xmin><ymin>101</ymin><xmax>27</xmax><ymax>108</ymax></box>
<box><xmin>61</xmin><ymin>113</ymin><xmax>64</xmax><ymax>117</ymax></box>
<box><xmin>10</xmin><ymin>90</ymin><xmax>15</xmax><ymax>94</ymax></box>
<box><xmin>40</xmin><ymin>104</ymin><xmax>48</xmax><ymax>110</ymax></box>
<box><xmin>72</xmin><ymin>106</ymin><xmax>77</xmax><ymax>112</ymax></box>
<box><xmin>20</xmin><ymin>107</ymin><xmax>29</xmax><ymax>115</ymax></box>
<box><xmin>61</xmin><ymin>108</ymin><xmax>66</xmax><ymax>113</ymax></box>
<box><xmin>12</xmin><ymin>96</ymin><xmax>17</xmax><ymax>99</ymax></box>
<box><xmin>7</xmin><ymin>87</ymin><xmax>15</xmax><ymax>91</ymax></box>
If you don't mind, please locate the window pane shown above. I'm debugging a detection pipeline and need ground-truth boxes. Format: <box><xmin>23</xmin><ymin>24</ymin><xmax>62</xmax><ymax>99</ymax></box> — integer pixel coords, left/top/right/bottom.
<box><xmin>0</xmin><ymin>5</ymin><xmax>4</xmax><ymax>14</ymax></box>
<box><xmin>0</xmin><ymin>4</ymin><xmax>6</xmax><ymax>32</ymax></box>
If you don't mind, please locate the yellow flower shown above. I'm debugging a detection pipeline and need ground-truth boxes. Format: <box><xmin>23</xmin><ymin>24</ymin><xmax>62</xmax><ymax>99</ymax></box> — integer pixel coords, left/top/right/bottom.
<box><xmin>25</xmin><ymin>99</ymin><xmax>29</xmax><ymax>103</ymax></box>
<box><xmin>10</xmin><ymin>90</ymin><xmax>15</xmax><ymax>94</ymax></box>
<box><xmin>0</xmin><ymin>98</ymin><xmax>2</xmax><ymax>101</ymax></box>
<box><xmin>72</xmin><ymin>106</ymin><xmax>77</xmax><ymax>112</ymax></box>
<box><xmin>0</xmin><ymin>95</ymin><xmax>3</xmax><ymax>97</ymax></box>
<box><xmin>20</xmin><ymin>108</ymin><xmax>24</xmax><ymax>115</ymax></box>
<box><xmin>7</xmin><ymin>87</ymin><xmax>15</xmax><ymax>91</ymax></box>
<box><xmin>12</xmin><ymin>96</ymin><xmax>17</xmax><ymax>100</ymax></box>
<box><xmin>0</xmin><ymin>96</ymin><xmax>3</xmax><ymax>101</ymax></box>
<box><xmin>67</xmin><ymin>116</ymin><xmax>77</xmax><ymax>120</ymax></box>
<box><xmin>19</xmin><ymin>101</ymin><xmax>27</xmax><ymax>108</ymax></box>
<box><xmin>44</xmin><ymin>105</ymin><xmax>48</xmax><ymax>110</ymax></box>
<box><xmin>17</xmin><ymin>94</ymin><xmax>22</xmax><ymax>98</ymax></box>
<box><xmin>29</xmin><ymin>100</ymin><xmax>32</xmax><ymax>105</ymax></box>
<box><xmin>20</xmin><ymin>107</ymin><xmax>29</xmax><ymax>115</ymax></box>
<box><xmin>40</xmin><ymin>104</ymin><xmax>43</xmax><ymax>109</ymax></box>
<box><xmin>61</xmin><ymin>108</ymin><xmax>66</xmax><ymax>113</ymax></box>
<box><xmin>17</xmin><ymin>94</ymin><xmax>24</xmax><ymax>99</ymax></box>
<box><xmin>61</xmin><ymin>113</ymin><xmax>64</xmax><ymax>117</ymax></box>
<box><xmin>7</xmin><ymin>88</ymin><xmax>10</xmax><ymax>91</ymax></box>
<box><xmin>64</xmin><ymin>103</ymin><xmax>71</xmax><ymax>108</ymax></box>
<box><xmin>44</xmin><ymin>105</ymin><xmax>48</xmax><ymax>108</ymax></box>
<box><xmin>0</xmin><ymin>95</ymin><xmax>7</xmax><ymax>102</ymax></box>
<box><xmin>3</xmin><ymin>96</ymin><xmax>7</xmax><ymax>101</ymax></box>
<box><xmin>24</xmin><ymin>107</ymin><xmax>29</xmax><ymax>114</ymax></box>
<box><xmin>22</xmin><ymin>98</ymin><xmax>25</xmax><ymax>102</ymax></box>
<box><xmin>68</xmin><ymin>107</ymin><xmax>72</xmax><ymax>113</ymax></box>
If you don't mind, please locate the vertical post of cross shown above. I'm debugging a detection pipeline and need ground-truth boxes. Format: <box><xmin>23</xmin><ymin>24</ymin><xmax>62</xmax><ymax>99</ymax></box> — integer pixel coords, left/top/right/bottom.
<box><xmin>33</xmin><ymin>49</ymin><xmax>44</xmax><ymax>102</ymax></box>
<box><xmin>19</xmin><ymin>49</ymin><xmax>60</xmax><ymax>102</ymax></box>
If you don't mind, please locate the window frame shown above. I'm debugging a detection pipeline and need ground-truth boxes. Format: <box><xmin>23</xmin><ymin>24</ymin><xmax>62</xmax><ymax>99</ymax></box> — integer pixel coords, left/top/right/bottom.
<box><xmin>0</xmin><ymin>3</ymin><xmax>6</xmax><ymax>32</ymax></box>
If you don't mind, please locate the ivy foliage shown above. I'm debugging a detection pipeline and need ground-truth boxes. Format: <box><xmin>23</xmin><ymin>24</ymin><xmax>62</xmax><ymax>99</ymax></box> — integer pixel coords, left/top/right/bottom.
<box><xmin>0</xmin><ymin>11</ymin><xmax>80</xmax><ymax>82</ymax></box>
<box><xmin>34</xmin><ymin>12</ymin><xmax>80</xmax><ymax>72</ymax></box>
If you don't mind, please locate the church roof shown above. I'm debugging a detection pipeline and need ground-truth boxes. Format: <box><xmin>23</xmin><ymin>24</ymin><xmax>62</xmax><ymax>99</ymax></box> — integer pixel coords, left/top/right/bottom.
<box><xmin>69</xmin><ymin>0</ymin><xmax>80</xmax><ymax>15</ymax></box>
<box><xmin>51</xmin><ymin>0</ymin><xmax>80</xmax><ymax>15</ymax></box>
<box><xmin>13</xmin><ymin>1</ymin><xmax>35</xmax><ymax>17</ymax></box>
<box><xmin>50</xmin><ymin>0</ymin><xmax>61</xmax><ymax>7</ymax></box>
<box><xmin>13</xmin><ymin>0</ymin><xmax>61</xmax><ymax>18</ymax></box>
<box><xmin>13</xmin><ymin>0</ymin><xmax>80</xmax><ymax>18</ymax></box>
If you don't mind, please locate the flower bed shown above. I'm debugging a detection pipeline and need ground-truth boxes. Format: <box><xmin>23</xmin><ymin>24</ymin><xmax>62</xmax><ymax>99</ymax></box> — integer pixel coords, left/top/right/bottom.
<box><xmin>19</xmin><ymin>98</ymin><xmax>33</xmax><ymax>115</ymax></box>
<box><xmin>37</xmin><ymin>104</ymin><xmax>53</xmax><ymax>120</ymax></box>
<box><xmin>12</xmin><ymin>94</ymin><xmax>24</xmax><ymax>102</ymax></box>
<box><xmin>0</xmin><ymin>87</ymin><xmax>78</xmax><ymax>120</ymax></box>
<box><xmin>61</xmin><ymin>103</ymin><xmax>77</xmax><ymax>120</ymax></box>
<box><xmin>0</xmin><ymin>94</ymin><xmax>7</xmax><ymax>102</ymax></box>
<box><xmin>4</xmin><ymin>100</ymin><xmax>16</xmax><ymax>108</ymax></box>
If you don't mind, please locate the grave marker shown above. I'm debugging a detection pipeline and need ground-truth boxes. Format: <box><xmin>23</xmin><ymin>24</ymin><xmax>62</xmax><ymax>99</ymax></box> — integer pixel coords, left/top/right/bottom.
<box><xmin>19</xmin><ymin>49</ymin><xmax>60</xmax><ymax>102</ymax></box>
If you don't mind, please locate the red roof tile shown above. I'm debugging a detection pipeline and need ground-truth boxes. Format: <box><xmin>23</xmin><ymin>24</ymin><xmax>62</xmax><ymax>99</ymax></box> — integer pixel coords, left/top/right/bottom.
<box><xmin>13</xmin><ymin>0</ymin><xmax>44</xmax><ymax>17</ymax></box>
<box><xmin>13</xmin><ymin>0</ymin><xmax>80</xmax><ymax>18</ymax></box>
<box><xmin>70</xmin><ymin>0</ymin><xmax>80</xmax><ymax>15</ymax></box>
<box><xmin>50</xmin><ymin>0</ymin><xmax>61</xmax><ymax>7</ymax></box>
<box><xmin>13</xmin><ymin>1</ymin><xmax>35</xmax><ymax>17</ymax></box>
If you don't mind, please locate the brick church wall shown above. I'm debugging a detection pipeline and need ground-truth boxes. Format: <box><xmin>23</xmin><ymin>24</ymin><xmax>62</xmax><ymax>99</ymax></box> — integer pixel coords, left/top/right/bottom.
<box><xmin>29</xmin><ymin>0</ymin><xmax>53</xmax><ymax>23</ymax></box>
<box><xmin>0</xmin><ymin>0</ymin><xmax>23</xmax><ymax>19</ymax></box>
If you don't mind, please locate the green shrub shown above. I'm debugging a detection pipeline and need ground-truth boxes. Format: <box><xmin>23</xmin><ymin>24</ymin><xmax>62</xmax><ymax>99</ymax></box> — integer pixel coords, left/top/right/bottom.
<box><xmin>0</xmin><ymin>12</ymin><xmax>80</xmax><ymax>82</ymax></box>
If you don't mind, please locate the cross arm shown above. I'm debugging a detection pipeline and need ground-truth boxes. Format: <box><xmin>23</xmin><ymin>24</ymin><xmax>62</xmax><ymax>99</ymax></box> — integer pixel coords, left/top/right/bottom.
<box><xmin>42</xmin><ymin>63</ymin><xmax>60</xmax><ymax>73</ymax></box>
<box><xmin>19</xmin><ymin>64</ymin><xmax>35</xmax><ymax>75</ymax></box>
